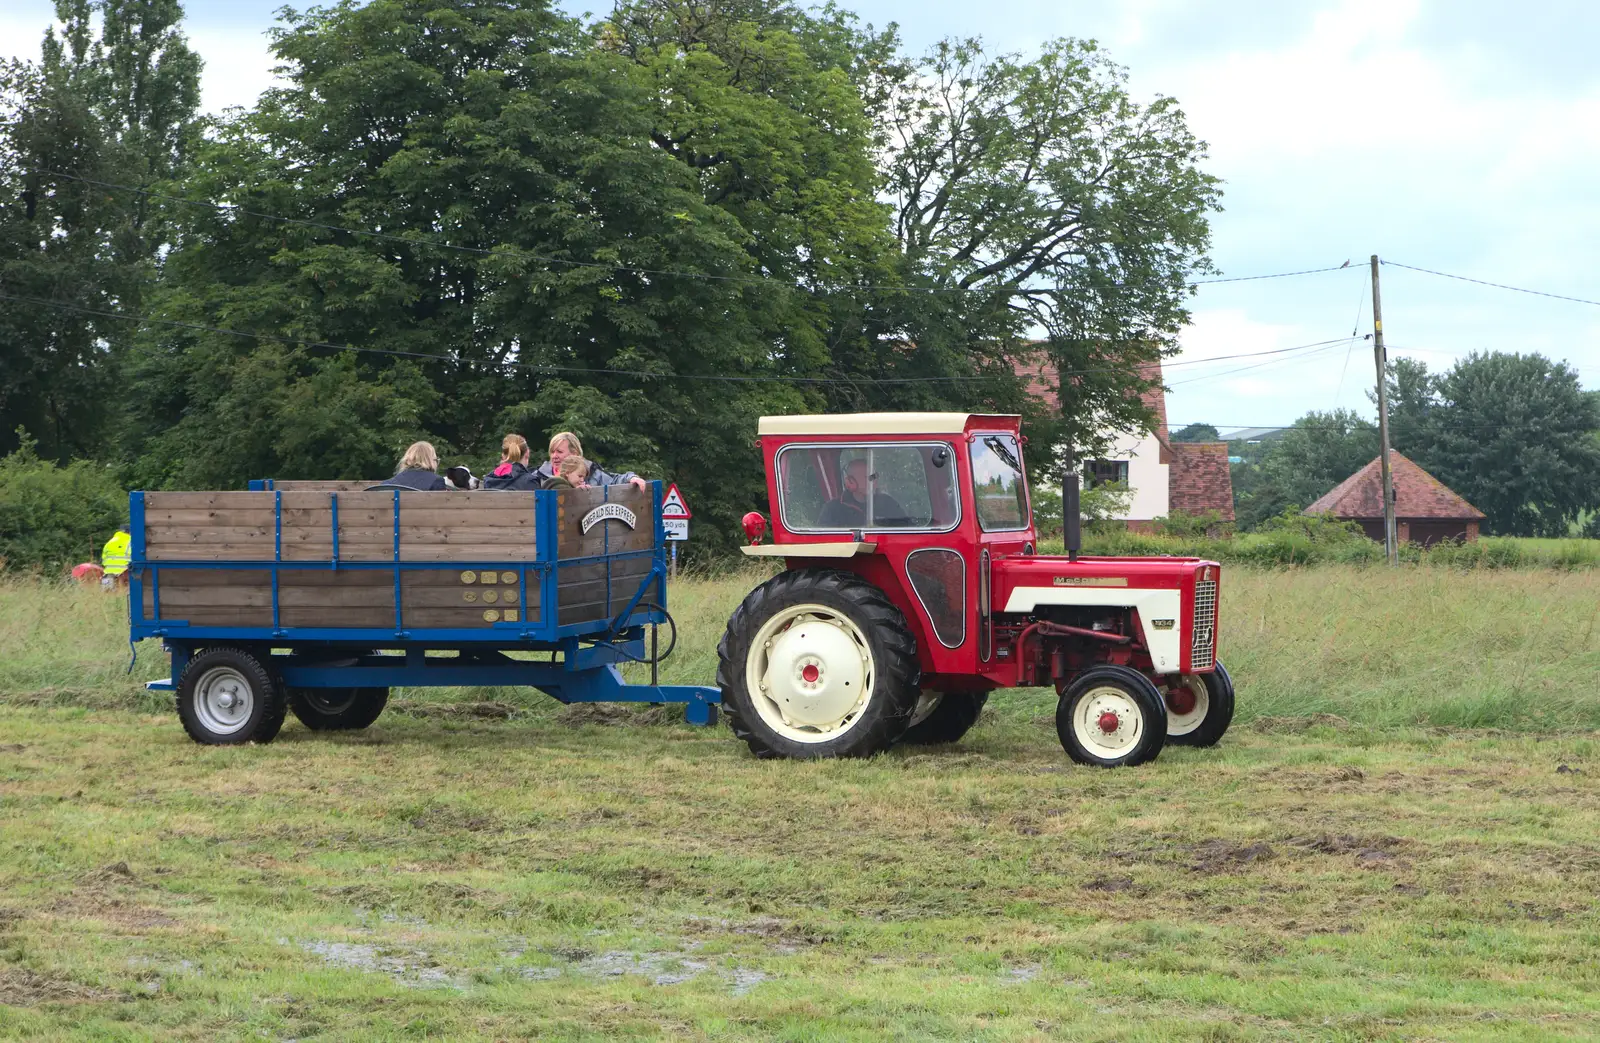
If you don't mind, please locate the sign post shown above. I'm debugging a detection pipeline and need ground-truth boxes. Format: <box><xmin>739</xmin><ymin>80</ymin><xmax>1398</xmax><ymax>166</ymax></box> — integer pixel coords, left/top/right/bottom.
<box><xmin>660</xmin><ymin>483</ymin><xmax>692</xmax><ymax>580</ymax></box>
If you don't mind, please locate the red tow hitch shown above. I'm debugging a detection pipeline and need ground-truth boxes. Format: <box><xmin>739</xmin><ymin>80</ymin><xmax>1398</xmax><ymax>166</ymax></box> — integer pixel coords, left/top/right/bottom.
<box><xmin>1097</xmin><ymin>711</ymin><xmax>1121</xmax><ymax>734</ymax></box>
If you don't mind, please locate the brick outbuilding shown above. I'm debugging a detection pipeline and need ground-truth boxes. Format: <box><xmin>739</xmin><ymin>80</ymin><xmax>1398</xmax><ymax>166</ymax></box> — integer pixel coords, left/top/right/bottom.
<box><xmin>1305</xmin><ymin>452</ymin><xmax>1486</xmax><ymax>545</ymax></box>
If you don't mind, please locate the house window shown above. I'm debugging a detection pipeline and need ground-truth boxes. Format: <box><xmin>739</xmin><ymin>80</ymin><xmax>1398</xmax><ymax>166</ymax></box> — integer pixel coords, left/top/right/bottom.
<box><xmin>1085</xmin><ymin>459</ymin><xmax>1129</xmax><ymax>488</ymax></box>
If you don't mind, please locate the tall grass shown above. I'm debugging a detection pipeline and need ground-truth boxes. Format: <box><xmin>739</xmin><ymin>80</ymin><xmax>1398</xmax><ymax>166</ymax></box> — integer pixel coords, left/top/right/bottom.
<box><xmin>5</xmin><ymin>564</ymin><xmax>1600</xmax><ymax>731</ymax></box>
<box><xmin>1057</xmin><ymin>529</ymin><xmax>1600</xmax><ymax>569</ymax></box>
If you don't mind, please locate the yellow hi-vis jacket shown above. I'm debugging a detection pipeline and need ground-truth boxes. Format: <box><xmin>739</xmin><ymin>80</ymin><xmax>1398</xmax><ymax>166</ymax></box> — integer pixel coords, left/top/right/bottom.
<box><xmin>101</xmin><ymin>530</ymin><xmax>132</xmax><ymax>576</ymax></box>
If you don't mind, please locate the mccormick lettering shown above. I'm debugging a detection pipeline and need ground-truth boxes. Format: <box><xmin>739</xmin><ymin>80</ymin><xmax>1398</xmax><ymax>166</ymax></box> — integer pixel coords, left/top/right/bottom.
<box><xmin>1052</xmin><ymin>576</ymin><xmax>1129</xmax><ymax>587</ymax></box>
<box><xmin>581</xmin><ymin>502</ymin><xmax>639</xmax><ymax>534</ymax></box>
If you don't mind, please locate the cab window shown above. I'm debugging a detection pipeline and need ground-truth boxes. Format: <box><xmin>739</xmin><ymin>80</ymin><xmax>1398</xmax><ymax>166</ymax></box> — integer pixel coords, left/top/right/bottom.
<box><xmin>970</xmin><ymin>433</ymin><xmax>1029</xmax><ymax>531</ymax></box>
<box><xmin>777</xmin><ymin>443</ymin><xmax>959</xmax><ymax>533</ymax></box>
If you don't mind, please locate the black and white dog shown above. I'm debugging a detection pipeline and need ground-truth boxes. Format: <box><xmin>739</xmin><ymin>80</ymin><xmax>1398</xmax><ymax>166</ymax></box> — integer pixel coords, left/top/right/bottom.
<box><xmin>444</xmin><ymin>465</ymin><xmax>480</xmax><ymax>490</ymax></box>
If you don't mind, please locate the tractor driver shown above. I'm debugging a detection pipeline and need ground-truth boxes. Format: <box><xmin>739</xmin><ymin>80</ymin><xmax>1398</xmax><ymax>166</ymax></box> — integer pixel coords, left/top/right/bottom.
<box><xmin>818</xmin><ymin>458</ymin><xmax>908</xmax><ymax>529</ymax></box>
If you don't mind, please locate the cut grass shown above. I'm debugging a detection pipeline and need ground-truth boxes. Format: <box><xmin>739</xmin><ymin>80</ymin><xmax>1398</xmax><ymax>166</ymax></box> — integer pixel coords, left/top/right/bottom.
<box><xmin>1</xmin><ymin>569</ymin><xmax>1599</xmax><ymax>1039</ymax></box>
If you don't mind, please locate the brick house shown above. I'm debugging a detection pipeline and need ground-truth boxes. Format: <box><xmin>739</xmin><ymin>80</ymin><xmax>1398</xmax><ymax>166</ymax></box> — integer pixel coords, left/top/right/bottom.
<box><xmin>1305</xmin><ymin>452</ymin><xmax>1485</xmax><ymax>545</ymax></box>
<box><xmin>1015</xmin><ymin>357</ymin><xmax>1235</xmax><ymax>528</ymax></box>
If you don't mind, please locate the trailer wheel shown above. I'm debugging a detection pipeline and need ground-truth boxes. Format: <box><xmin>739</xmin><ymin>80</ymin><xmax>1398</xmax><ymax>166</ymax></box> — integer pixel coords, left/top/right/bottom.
<box><xmin>1056</xmin><ymin>666</ymin><xmax>1167</xmax><ymax>768</ymax></box>
<box><xmin>896</xmin><ymin>691</ymin><xmax>989</xmax><ymax>746</ymax></box>
<box><xmin>716</xmin><ymin>569</ymin><xmax>920</xmax><ymax>759</ymax></box>
<box><xmin>288</xmin><ymin>687</ymin><xmax>390</xmax><ymax>731</ymax></box>
<box><xmin>1166</xmin><ymin>660</ymin><xmax>1235</xmax><ymax>747</ymax></box>
<box><xmin>176</xmin><ymin>647</ymin><xmax>287</xmax><ymax>746</ymax></box>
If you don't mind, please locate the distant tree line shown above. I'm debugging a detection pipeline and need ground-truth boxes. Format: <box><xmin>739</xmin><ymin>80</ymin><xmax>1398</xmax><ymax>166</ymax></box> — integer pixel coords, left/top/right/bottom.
<box><xmin>0</xmin><ymin>0</ymin><xmax>1220</xmax><ymax>556</ymax></box>
<box><xmin>1227</xmin><ymin>352</ymin><xmax>1600</xmax><ymax>538</ymax></box>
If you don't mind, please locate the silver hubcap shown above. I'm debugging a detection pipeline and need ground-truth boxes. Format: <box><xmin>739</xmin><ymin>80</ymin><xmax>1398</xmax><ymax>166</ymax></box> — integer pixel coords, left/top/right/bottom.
<box><xmin>745</xmin><ymin>604</ymin><xmax>875</xmax><ymax>743</ymax></box>
<box><xmin>1071</xmin><ymin>686</ymin><xmax>1144</xmax><ymax>757</ymax></box>
<box><xmin>194</xmin><ymin>666</ymin><xmax>254</xmax><ymax>735</ymax></box>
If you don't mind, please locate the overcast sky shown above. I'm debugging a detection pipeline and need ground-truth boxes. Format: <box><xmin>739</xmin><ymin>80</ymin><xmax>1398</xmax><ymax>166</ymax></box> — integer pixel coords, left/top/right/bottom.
<box><xmin>6</xmin><ymin>0</ymin><xmax>1598</xmax><ymax>433</ymax></box>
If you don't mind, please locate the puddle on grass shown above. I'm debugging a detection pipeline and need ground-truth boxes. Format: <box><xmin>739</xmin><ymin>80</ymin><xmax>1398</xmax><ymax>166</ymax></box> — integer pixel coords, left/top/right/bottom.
<box><xmin>999</xmin><ymin>964</ymin><xmax>1041</xmax><ymax>984</ymax></box>
<box><xmin>301</xmin><ymin>940</ymin><xmax>456</xmax><ymax>989</ymax></box>
<box><xmin>301</xmin><ymin>927</ymin><xmax>773</xmax><ymax>994</ymax></box>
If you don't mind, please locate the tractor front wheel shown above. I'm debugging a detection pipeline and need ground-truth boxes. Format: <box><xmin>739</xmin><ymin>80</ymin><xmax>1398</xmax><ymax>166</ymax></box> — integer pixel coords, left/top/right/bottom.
<box><xmin>1165</xmin><ymin>660</ymin><xmax>1235</xmax><ymax>747</ymax></box>
<box><xmin>896</xmin><ymin>691</ymin><xmax>989</xmax><ymax>746</ymax></box>
<box><xmin>1056</xmin><ymin>666</ymin><xmax>1168</xmax><ymax>768</ymax></box>
<box><xmin>716</xmin><ymin>569</ymin><xmax>920</xmax><ymax>759</ymax></box>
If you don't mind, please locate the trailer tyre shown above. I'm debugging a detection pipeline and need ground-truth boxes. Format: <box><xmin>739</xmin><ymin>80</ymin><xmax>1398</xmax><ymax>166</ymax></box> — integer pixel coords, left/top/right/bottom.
<box><xmin>717</xmin><ymin>569</ymin><xmax>920</xmax><ymax>759</ymax></box>
<box><xmin>1056</xmin><ymin>666</ymin><xmax>1167</xmax><ymax>768</ymax></box>
<box><xmin>896</xmin><ymin>691</ymin><xmax>989</xmax><ymax>746</ymax></box>
<box><xmin>176</xmin><ymin>647</ymin><xmax>287</xmax><ymax>746</ymax></box>
<box><xmin>288</xmin><ymin>687</ymin><xmax>390</xmax><ymax>731</ymax></box>
<box><xmin>1166</xmin><ymin>660</ymin><xmax>1235</xmax><ymax>747</ymax></box>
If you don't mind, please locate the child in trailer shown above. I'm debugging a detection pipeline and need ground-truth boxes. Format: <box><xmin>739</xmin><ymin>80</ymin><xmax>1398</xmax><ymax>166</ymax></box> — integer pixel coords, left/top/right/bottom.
<box><xmin>545</xmin><ymin>454</ymin><xmax>590</xmax><ymax>490</ymax></box>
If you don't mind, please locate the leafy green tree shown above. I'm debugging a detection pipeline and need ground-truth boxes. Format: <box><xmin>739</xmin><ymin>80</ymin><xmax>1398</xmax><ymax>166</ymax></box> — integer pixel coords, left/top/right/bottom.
<box><xmin>0</xmin><ymin>0</ymin><xmax>200</xmax><ymax>460</ymax></box>
<box><xmin>1172</xmin><ymin>422</ymin><xmax>1219</xmax><ymax>442</ymax></box>
<box><xmin>879</xmin><ymin>37</ymin><xmax>1221</xmax><ymax>468</ymax></box>
<box><xmin>1387</xmin><ymin>352</ymin><xmax>1600</xmax><ymax>536</ymax></box>
<box><xmin>1234</xmin><ymin>409</ymin><xmax>1377</xmax><ymax>531</ymax></box>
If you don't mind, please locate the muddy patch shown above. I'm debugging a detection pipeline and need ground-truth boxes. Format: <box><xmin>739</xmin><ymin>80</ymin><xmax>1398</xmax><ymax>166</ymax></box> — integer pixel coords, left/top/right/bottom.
<box><xmin>1289</xmin><ymin>833</ymin><xmax>1409</xmax><ymax>866</ymax></box>
<box><xmin>1082</xmin><ymin>876</ymin><xmax>1143</xmax><ymax>895</ymax></box>
<box><xmin>999</xmin><ymin>964</ymin><xmax>1041</xmax><ymax>984</ymax></box>
<box><xmin>0</xmin><ymin>743</ymin><xmax>27</xmax><ymax>754</ymax></box>
<box><xmin>1189</xmin><ymin>840</ymin><xmax>1276</xmax><ymax>873</ymax></box>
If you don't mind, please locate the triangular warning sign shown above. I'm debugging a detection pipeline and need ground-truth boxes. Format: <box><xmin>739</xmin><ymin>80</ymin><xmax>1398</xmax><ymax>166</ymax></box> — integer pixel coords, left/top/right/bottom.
<box><xmin>661</xmin><ymin>483</ymin><xmax>692</xmax><ymax>518</ymax></box>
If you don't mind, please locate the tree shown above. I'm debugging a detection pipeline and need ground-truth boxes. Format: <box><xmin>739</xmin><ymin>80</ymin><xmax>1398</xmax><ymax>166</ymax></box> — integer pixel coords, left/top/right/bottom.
<box><xmin>1386</xmin><ymin>352</ymin><xmax>1600</xmax><ymax>536</ymax></box>
<box><xmin>0</xmin><ymin>0</ymin><xmax>201</xmax><ymax>460</ymax></box>
<box><xmin>879</xmin><ymin>37</ymin><xmax>1221</xmax><ymax>467</ymax></box>
<box><xmin>1172</xmin><ymin>422</ymin><xmax>1219</xmax><ymax>442</ymax></box>
<box><xmin>1234</xmin><ymin>409</ymin><xmax>1377</xmax><ymax>531</ymax></box>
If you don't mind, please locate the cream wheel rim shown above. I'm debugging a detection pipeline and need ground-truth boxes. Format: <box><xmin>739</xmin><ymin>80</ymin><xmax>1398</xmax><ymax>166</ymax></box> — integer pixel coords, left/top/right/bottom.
<box><xmin>745</xmin><ymin>603</ymin><xmax>875</xmax><ymax>743</ymax></box>
<box><xmin>1071</xmin><ymin>685</ymin><xmax>1145</xmax><ymax>756</ymax></box>
<box><xmin>1166</xmin><ymin>675</ymin><xmax>1210</xmax><ymax>736</ymax></box>
<box><xmin>909</xmin><ymin>690</ymin><xmax>943</xmax><ymax>728</ymax></box>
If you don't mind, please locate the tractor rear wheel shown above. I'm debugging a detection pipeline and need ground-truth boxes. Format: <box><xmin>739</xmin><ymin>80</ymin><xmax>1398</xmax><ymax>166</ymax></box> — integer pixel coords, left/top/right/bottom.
<box><xmin>288</xmin><ymin>687</ymin><xmax>390</xmax><ymax>731</ymax></box>
<box><xmin>716</xmin><ymin>569</ymin><xmax>920</xmax><ymax>759</ymax></box>
<box><xmin>176</xmin><ymin>647</ymin><xmax>287</xmax><ymax>746</ymax></box>
<box><xmin>1056</xmin><ymin>666</ymin><xmax>1167</xmax><ymax>768</ymax></box>
<box><xmin>896</xmin><ymin>691</ymin><xmax>989</xmax><ymax>746</ymax></box>
<box><xmin>1165</xmin><ymin>660</ymin><xmax>1235</xmax><ymax>747</ymax></box>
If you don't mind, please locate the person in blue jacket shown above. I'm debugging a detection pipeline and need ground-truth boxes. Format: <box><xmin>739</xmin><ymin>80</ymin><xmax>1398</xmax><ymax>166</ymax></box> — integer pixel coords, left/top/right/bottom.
<box><xmin>488</xmin><ymin>431</ymin><xmax>646</xmax><ymax>491</ymax></box>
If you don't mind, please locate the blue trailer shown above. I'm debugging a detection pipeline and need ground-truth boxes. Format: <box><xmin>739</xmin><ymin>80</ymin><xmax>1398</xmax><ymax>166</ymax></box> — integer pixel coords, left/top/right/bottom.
<box><xmin>131</xmin><ymin>479</ymin><xmax>719</xmax><ymax>743</ymax></box>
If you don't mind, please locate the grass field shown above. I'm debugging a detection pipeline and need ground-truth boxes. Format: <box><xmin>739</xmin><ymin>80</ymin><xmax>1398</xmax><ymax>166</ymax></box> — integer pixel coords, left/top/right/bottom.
<box><xmin>2</xmin><ymin>569</ymin><xmax>1599</xmax><ymax>1040</ymax></box>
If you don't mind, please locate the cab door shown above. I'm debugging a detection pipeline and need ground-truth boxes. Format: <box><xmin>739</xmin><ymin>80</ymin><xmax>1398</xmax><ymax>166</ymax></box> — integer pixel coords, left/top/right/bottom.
<box><xmin>966</xmin><ymin>431</ymin><xmax>1033</xmax><ymax>667</ymax></box>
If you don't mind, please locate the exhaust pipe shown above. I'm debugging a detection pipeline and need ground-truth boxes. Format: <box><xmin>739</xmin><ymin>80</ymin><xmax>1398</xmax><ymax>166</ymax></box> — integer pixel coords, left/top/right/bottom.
<box><xmin>1064</xmin><ymin>468</ymin><xmax>1081</xmax><ymax>562</ymax></box>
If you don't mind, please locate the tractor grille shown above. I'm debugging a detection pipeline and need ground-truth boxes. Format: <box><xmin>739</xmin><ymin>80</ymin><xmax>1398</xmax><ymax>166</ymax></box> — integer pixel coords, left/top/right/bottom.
<box><xmin>1191</xmin><ymin>579</ymin><xmax>1217</xmax><ymax>670</ymax></box>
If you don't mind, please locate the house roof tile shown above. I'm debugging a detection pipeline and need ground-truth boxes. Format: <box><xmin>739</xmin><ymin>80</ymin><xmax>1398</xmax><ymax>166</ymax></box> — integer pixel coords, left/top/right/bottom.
<box><xmin>1304</xmin><ymin>452</ymin><xmax>1486</xmax><ymax>520</ymax></box>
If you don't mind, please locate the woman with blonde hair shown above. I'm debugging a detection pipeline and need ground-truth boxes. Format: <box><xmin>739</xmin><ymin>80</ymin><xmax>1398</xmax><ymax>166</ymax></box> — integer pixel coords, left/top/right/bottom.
<box><xmin>384</xmin><ymin>440</ymin><xmax>446</xmax><ymax>490</ymax></box>
<box><xmin>531</xmin><ymin>431</ymin><xmax>646</xmax><ymax>489</ymax></box>
<box><xmin>483</xmin><ymin>433</ymin><xmax>533</xmax><ymax>490</ymax></box>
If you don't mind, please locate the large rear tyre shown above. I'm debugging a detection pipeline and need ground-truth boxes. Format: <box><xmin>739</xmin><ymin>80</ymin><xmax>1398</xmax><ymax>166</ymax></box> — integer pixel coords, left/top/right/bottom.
<box><xmin>716</xmin><ymin>569</ymin><xmax>920</xmax><ymax>759</ymax></box>
<box><xmin>1056</xmin><ymin>666</ymin><xmax>1167</xmax><ymax>768</ymax></box>
<box><xmin>288</xmin><ymin>687</ymin><xmax>390</xmax><ymax>731</ymax></box>
<box><xmin>176</xmin><ymin>647</ymin><xmax>287</xmax><ymax>746</ymax></box>
<box><xmin>1165</xmin><ymin>660</ymin><xmax>1235</xmax><ymax>747</ymax></box>
<box><xmin>896</xmin><ymin>691</ymin><xmax>989</xmax><ymax>746</ymax></box>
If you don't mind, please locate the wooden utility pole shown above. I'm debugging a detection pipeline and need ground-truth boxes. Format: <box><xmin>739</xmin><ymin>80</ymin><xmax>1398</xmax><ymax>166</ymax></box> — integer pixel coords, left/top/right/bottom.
<box><xmin>1370</xmin><ymin>255</ymin><xmax>1398</xmax><ymax>565</ymax></box>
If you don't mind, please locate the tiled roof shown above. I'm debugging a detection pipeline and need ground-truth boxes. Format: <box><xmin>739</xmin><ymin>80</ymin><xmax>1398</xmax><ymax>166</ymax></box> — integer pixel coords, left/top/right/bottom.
<box><xmin>1305</xmin><ymin>452</ymin><xmax>1486</xmax><ymax>520</ymax></box>
<box><xmin>1168</xmin><ymin>442</ymin><xmax>1236</xmax><ymax>520</ymax></box>
<box><xmin>1012</xmin><ymin>354</ymin><xmax>1167</xmax><ymax>443</ymax></box>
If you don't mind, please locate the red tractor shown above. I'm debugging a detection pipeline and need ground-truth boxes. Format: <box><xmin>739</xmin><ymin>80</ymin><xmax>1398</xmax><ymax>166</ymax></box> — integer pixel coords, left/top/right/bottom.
<box><xmin>717</xmin><ymin>412</ymin><xmax>1232</xmax><ymax>766</ymax></box>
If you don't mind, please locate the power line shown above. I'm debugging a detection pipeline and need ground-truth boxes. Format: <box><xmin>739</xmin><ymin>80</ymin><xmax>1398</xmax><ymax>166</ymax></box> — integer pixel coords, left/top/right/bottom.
<box><xmin>1383</xmin><ymin>260</ymin><xmax>1600</xmax><ymax>309</ymax></box>
<box><xmin>38</xmin><ymin>169</ymin><xmax>1350</xmax><ymax>297</ymax></box>
<box><xmin>1165</xmin><ymin>341</ymin><xmax>1350</xmax><ymax>388</ymax></box>
<box><xmin>0</xmin><ymin>285</ymin><xmax>1351</xmax><ymax>386</ymax></box>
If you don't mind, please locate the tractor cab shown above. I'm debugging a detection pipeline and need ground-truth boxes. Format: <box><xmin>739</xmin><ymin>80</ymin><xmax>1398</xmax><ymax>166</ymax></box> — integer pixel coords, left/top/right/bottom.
<box><xmin>725</xmin><ymin>412</ymin><xmax>1233</xmax><ymax>767</ymax></box>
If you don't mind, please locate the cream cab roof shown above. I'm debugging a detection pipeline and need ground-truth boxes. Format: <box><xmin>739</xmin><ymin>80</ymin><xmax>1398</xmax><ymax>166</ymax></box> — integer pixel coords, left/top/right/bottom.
<box><xmin>757</xmin><ymin>412</ymin><xmax>1020</xmax><ymax>436</ymax></box>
